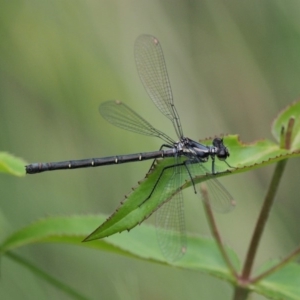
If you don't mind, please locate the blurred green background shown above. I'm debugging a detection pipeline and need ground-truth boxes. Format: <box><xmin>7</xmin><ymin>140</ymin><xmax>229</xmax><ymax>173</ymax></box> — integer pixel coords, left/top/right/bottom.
<box><xmin>1</xmin><ymin>1</ymin><xmax>300</xmax><ymax>299</ymax></box>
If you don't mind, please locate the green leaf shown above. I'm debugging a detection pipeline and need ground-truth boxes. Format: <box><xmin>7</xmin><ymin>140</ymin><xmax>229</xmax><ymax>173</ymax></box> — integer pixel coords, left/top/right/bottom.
<box><xmin>2</xmin><ymin>215</ymin><xmax>300</xmax><ymax>299</ymax></box>
<box><xmin>256</xmin><ymin>262</ymin><xmax>300</xmax><ymax>300</ymax></box>
<box><xmin>0</xmin><ymin>152</ymin><xmax>26</xmax><ymax>176</ymax></box>
<box><xmin>272</xmin><ymin>100</ymin><xmax>300</xmax><ymax>149</ymax></box>
<box><xmin>0</xmin><ymin>214</ymin><xmax>239</xmax><ymax>282</ymax></box>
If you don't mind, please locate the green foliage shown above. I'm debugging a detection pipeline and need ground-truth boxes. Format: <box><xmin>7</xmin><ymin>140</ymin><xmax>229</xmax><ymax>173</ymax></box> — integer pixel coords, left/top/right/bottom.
<box><xmin>272</xmin><ymin>100</ymin><xmax>300</xmax><ymax>149</ymax></box>
<box><xmin>0</xmin><ymin>214</ymin><xmax>239</xmax><ymax>275</ymax></box>
<box><xmin>0</xmin><ymin>152</ymin><xmax>26</xmax><ymax>176</ymax></box>
<box><xmin>256</xmin><ymin>262</ymin><xmax>300</xmax><ymax>300</ymax></box>
<box><xmin>1</xmin><ymin>100</ymin><xmax>300</xmax><ymax>299</ymax></box>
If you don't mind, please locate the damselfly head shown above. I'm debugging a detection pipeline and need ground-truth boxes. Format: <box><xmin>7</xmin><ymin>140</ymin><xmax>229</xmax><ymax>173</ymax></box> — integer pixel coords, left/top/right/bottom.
<box><xmin>213</xmin><ymin>137</ymin><xmax>230</xmax><ymax>160</ymax></box>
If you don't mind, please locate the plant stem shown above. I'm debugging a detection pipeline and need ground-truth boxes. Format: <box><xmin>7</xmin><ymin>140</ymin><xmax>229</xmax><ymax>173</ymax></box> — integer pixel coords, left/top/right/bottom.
<box><xmin>251</xmin><ymin>243</ymin><xmax>300</xmax><ymax>284</ymax></box>
<box><xmin>241</xmin><ymin>118</ymin><xmax>293</xmax><ymax>281</ymax></box>
<box><xmin>241</xmin><ymin>159</ymin><xmax>287</xmax><ymax>280</ymax></box>
<box><xmin>233</xmin><ymin>286</ymin><xmax>250</xmax><ymax>300</ymax></box>
<box><xmin>201</xmin><ymin>184</ymin><xmax>238</xmax><ymax>277</ymax></box>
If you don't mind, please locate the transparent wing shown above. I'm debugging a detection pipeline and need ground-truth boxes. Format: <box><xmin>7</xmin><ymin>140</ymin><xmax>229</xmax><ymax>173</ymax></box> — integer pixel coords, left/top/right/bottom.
<box><xmin>155</xmin><ymin>191</ymin><xmax>187</xmax><ymax>262</ymax></box>
<box><xmin>154</xmin><ymin>157</ymin><xmax>234</xmax><ymax>261</ymax></box>
<box><xmin>155</xmin><ymin>161</ymin><xmax>187</xmax><ymax>262</ymax></box>
<box><xmin>187</xmin><ymin>160</ymin><xmax>235</xmax><ymax>213</ymax></box>
<box><xmin>202</xmin><ymin>175</ymin><xmax>236</xmax><ymax>213</ymax></box>
<box><xmin>99</xmin><ymin>100</ymin><xmax>174</xmax><ymax>144</ymax></box>
<box><xmin>134</xmin><ymin>35</ymin><xmax>183</xmax><ymax>138</ymax></box>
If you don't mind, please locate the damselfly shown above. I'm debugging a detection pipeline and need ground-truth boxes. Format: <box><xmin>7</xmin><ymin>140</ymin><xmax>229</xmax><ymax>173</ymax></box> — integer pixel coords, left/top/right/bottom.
<box><xmin>26</xmin><ymin>35</ymin><xmax>235</xmax><ymax>261</ymax></box>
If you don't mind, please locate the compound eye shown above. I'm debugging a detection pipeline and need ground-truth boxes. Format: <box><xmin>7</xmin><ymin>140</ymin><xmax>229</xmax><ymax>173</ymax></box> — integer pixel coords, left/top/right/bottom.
<box><xmin>213</xmin><ymin>138</ymin><xmax>223</xmax><ymax>147</ymax></box>
<box><xmin>217</xmin><ymin>148</ymin><xmax>230</xmax><ymax>160</ymax></box>
<box><xmin>218</xmin><ymin>152</ymin><xmax>226</xmax><ymax>160</ymax></box>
